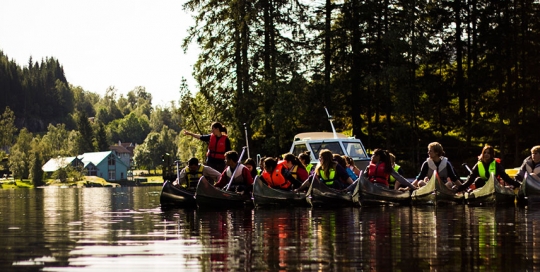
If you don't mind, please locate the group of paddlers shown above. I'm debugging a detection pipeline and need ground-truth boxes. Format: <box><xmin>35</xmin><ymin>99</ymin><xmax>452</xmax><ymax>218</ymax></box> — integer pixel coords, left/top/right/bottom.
<box><xmin>177</xmin><ymin>122</ymin><xmax>540</xmax><ymax>194</ymax></box>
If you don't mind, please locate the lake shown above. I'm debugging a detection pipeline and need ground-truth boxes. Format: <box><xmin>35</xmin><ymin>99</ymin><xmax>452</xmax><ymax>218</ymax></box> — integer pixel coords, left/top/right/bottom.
<box><xmin>0</xmin><ymin>186</ymin><xmax>538</xmax><ymax>271</ymax></box>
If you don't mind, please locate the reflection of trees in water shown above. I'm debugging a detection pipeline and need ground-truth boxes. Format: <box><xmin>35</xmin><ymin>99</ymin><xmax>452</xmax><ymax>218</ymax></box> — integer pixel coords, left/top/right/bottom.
<box><xmin>5</xmin><ymin>187</ymin><xmax>540</xmax><ymax>271</ymax></box>
<box><xmin>196</xmin><ymin>208</ymin><xmax>254</xmax><ymax>271</ymax></box>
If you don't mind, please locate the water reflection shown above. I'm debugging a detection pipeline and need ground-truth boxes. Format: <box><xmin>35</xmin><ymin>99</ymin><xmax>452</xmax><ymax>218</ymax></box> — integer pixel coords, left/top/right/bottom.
<box><xmin>1</xmin><ymin>187</ymin><xmax>540</xmax><ymax>271</ymax></box>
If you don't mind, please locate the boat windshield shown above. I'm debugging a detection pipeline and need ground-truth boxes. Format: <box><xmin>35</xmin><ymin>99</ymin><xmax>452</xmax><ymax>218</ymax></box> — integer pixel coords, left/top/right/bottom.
<box><xmin>309</xmin><ymin>142</ymin><xmax>345</xmax><ymax>159</ymax></box>
<box><xmin>343</xmin><ymin>141</ymin><xmax>368</xmax><ymax>159</ymax></box>
<box><xmin>308</xmin><ymin>141</ymin><xmax>368</xmax><ymax>160</ymax></box>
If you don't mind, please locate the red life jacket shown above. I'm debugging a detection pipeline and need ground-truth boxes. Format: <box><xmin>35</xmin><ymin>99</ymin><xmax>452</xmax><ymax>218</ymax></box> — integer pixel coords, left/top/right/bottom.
<box><xmin>368</xmin><ymin>162</ymin><xmax>389</xmax><ymax>186</ymax></box>
<box><xmin>206</xmin><ymin>134</ymin><xmax>227</xmax><ymax>160</ymax></box>
<box><xmin>262</xmin><ymin>163</ymin><xmax>292</xmax><ymax>189</ymax></box>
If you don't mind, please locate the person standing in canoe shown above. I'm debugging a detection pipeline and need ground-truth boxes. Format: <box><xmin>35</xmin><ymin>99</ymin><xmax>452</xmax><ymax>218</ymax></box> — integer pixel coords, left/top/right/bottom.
<box><xmin>515</xmin><ymin>145</ymin><xmax>540</xmax><ymax>183</ymax></box>
<box><xmin>214</xmin><ymin>150</ymin><xmax>254</xmax><ymax>193</ymax></box>
<box><xmin>411</xmin><ymin>142</ymin><xmax>462</xmax><ymax>189</ymax></box>
<box><xmin>172</xmin><ymin>157</ymin><xmax>222</xmax><ymax>190</ymax></box>
<box><xmin>364</xmin><ymin>149</ymin><xmax>416</xmax><ymax>190</ymax></box>
<box><xmin>183</xmin><ymin>122</ymin><xmax>231</xmax><ymax>173</ymax></box>
<box><xmin>454</xmin><ymin>145</ymin><xmax>520</xmax><ymax>192</ymax></box>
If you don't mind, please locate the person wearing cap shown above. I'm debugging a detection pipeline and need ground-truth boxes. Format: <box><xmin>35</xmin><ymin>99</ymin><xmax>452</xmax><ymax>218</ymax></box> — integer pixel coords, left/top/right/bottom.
<box><xmin>173</xmin><ymin>157</ymin><xmax>222</xmax><ymax>190</ymax></box>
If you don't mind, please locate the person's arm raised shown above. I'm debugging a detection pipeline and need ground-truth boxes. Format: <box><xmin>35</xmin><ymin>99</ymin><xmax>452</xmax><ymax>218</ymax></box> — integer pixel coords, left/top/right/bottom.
<box><xmin>183</xmin><ymin>130</ymin><xmax>202</xmax><ymax>139</ymax></box>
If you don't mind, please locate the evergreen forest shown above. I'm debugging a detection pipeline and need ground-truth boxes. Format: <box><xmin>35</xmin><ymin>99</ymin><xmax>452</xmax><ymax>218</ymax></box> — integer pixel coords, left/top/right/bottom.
<box><xmin>1</xmin><ymin>0</ymin><xmax>540</xmax><ymax>180</ymax></box>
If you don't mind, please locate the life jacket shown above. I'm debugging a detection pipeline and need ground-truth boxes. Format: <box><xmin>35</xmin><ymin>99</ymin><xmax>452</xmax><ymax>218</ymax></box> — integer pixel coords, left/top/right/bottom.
<box><xmin>525</xmin><ymin>159</ymin><xmax>540</xmax><ymax>182</ymax></box>
<box><xmin>306</xmin><ymin>163</ymin><xmax>313</xmax><ymax>174</ymax></box>
<box><xmin>262</xmin><ymin>164</ymin><xmax>291</xmax><ymax>189</ymax></box>
<box><xmin>388</xmin><ymin>164</ymin><xmax>401</xmax><ymax>187</ymax></box>
<box><xmin>185</xmin><ymin>164</ymin><xmax>204</xmax><ymax>188</ymax></box>
<box><xmin>319</xmin><ymin>167</ymin><xmax>336</xmax><ymax>186</ymax></box>
<box><xmin>477</xmin><ymin>160</ymin><xmax>496</xmax><ymax>179</ymax></box>
<box><xmin>426</xmin><ymin>157</ymin><xmax>448</xmax><ymax>179</ymax></box>
<box><xmin>368</xmin><ymin>162</ymin><xmax>389</xmax><ymax>186</ymax></box>
<box><xmin>225</xmin><ymin>164</ymin><xmax>248</xmax><ymax>185</ymax></box>
<box><xmin>278</xmin><ymin>161</ymin><xmax>299</xmax><ymax>179</ymax></box>
<box><xmin>207</xmin><ymin>134</ymin><xmax>227</xmax><ymax>160</ymax></box>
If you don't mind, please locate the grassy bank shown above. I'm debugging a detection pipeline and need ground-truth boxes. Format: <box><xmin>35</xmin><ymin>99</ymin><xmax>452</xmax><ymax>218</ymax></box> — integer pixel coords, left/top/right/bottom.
<box><xmin>0</xmin><ymin>174</ymin><xmax>164</xmax><ymax>189</ymax></box>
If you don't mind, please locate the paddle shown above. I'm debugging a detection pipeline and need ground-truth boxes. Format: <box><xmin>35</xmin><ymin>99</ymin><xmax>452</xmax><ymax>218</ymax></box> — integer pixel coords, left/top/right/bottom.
<box><xmin>224</xmin><ymin>146</ymin><xmax>247</xmax><ymax>191</ymax></box>
<box><xmin>243</xmin><ymin>123</ymin><xmax>250</xmax><ymax>159</ymax></box>
<box><xmin>175</xmin><ymin>160</ymin><xmax>181</xmax><ymax>186</ymax></box>
<box><xmin>187</xmin><ymin>103</ymin><xmax>203</xmax><ymax>136</ymax></box>
<box><xmin>462</xmin><ymin>163</ymin><xmax>473</xmax><ymax>175</ymax></box>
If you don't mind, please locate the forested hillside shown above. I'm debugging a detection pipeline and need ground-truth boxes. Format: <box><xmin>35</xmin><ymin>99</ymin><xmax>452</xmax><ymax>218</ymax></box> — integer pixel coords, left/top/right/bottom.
<box><xmin>1</xmin><ymin>0</ymin><xmax>540</xmax><ymax>180</ymax></box>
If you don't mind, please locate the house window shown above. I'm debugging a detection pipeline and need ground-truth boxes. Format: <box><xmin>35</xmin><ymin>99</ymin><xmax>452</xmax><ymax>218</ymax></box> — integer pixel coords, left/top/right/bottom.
<box><xmin>87</xmin><ymin>165</ymin><xmax>97</xmax><ymax>176</ymax></box>
<box><xmin>108</xmin><ymin>170</ymin><xmax>116</xmax><ymax>180</ymax></box>
<box><xmin>108</xmin><ymin>155</ymin><xmax>116</xmax><ymax>166</ymax></box>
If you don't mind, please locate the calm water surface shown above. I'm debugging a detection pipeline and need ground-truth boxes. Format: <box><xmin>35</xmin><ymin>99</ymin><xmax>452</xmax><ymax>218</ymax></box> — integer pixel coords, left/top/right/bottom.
<box><xmin>0</xmin><ymin>186</ymin><xmax>538</xmax><ymax>271</ymax></box>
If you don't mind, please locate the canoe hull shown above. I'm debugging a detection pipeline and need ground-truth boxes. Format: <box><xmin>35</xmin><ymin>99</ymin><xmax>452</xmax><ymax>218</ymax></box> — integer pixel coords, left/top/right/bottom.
<box><xmin>159</xmin><ymin>180</ymin><xmax>197</xmax><ymax>208</ymax></box>
<box><xmin>411</xmin><ymin>173</ymin><xmax>463</xmax><ymax>205</ymax></box>
<box><xmin>307</xmin><ymin>178</ymin><xmax>360</xmax><ymax>207</ymax></box>
<box><xmin>517</xmin><ymin>175</ymin><xmax>540</xmax><ymax>205</ymax></box>
<box><xmin>465</xmin><ymin>174</ymin><xmax>515</xmax><ymax>206</ymax></box>
<box><xmin>195</xmin><ymin>177</ymin><xmax>253</xmax><ymax>208</ymax></box>
<box><xmin>252</xmin><ymin>176</ymin><xmax>309</xmax><ymax>207</ymax></box>
<box><xmin>358</xmin><ymin>176</ymin><xmax>411</xmax><ymax>206</ymax></box>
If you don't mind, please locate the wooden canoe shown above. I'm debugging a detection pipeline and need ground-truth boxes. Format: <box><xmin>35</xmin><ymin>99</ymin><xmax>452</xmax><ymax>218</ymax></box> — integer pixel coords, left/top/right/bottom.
<box><xmin>306</xmin><ymin>177</ymin><xmax>360</xmax><ymax>207</ymax></box>
<box><xmin>194</xmin><ymin>176</ymin><xmax>253</xmax><ymax>208</ymax></box>
<box><xmin>159</xmin><ymin>180</ymin><xmax>197</xmax><ymax>208</ymax></box>
<box><xmin>357</xmin><ymin>175</ymin><xmax>411</xmax><ymax>206</ymax></box>
<box><xmin>517</xmin><ymin>174</ymin><xmax>540</xmax><ymax>205</ymax></box>
<box><xmin>411</xmin><ymin>173</ymin><xmax>464</xmax><ymax>205</ymax></box>
<box><xmin>252</xmin><ymin>176</ymin><xmax>309</xmax><ymax>207</ymax></box>
<box><xmin>465</xmin><ymin>174</ymin><xmax>515</xmax><ymax>206</ymax></box>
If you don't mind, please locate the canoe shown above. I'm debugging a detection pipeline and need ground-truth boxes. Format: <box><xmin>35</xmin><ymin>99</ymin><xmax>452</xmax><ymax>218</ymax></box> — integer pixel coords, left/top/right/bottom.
<box><xmin>517</xmin><ymin>174</ymin><xmax>540</xmax><ymax>205</ymax></box>
<box><xmin>411</xmin><ymin>173</ymin><xmax>464</xmax><ymax>205</ymax></box>
<box><xmin>195</xmin><ymin>176</ymin><xmax>253</xmax><ymax>208</ymax></box>
<box><xmin>357</xmin><ymin>175</ymin><xmax>411</xmax><ymax>206</ymax></box>
<box><xmin>465</xmin><ymin>174</ymin><xmax>515</xmax><ymax>206</ymax></box>
<box><xmin>252</xmin><ymin>176</ymin><xmax>309</xmax><ymax>207</ymax></box>
<box><xmin>306</xmin><ymin>177</ymin><xmax>360</xmax><ymax>207</ymax></box>
<box><xmin>159</xmin><ymin>180</ymin><xmax>197</xmax><ymax>208</ymax></box>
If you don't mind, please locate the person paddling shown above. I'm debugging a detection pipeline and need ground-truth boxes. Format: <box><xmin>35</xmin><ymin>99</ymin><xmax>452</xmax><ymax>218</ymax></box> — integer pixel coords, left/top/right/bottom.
<box><xmin>455</xmin><ymin>145</ymin><xmax>520</xmax><ymax>192</ymax></box>
<box><xmin>515</xmin><ymin>145</ymin><xmax>540</xmax><ymax>183</ymax></box>
<box><xmin>411</xmin><ymin>142</ymin><xmax>462</xmax><ymax>190</ymax></box>
<box><xmin>214</xmin><ymin>150</ymin><xmax>254</xmax><ymax>193</ymax></box>
<box><xmin>364</xmin><ymin>149</ymin><xmax>416</xmax><ymax>190</ymax></box>
<box><xmin>172</xmin><ymin>157</ymin><xmax>221</xmax><ymax>190</ymax></box>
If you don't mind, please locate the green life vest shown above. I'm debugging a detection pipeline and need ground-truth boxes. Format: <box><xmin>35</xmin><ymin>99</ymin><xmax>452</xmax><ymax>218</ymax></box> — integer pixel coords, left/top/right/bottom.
<box><xmin>319</xmin><ymin>168</ymin><xmax>336</xmax><ymax>186</ymax></box>
<box><xmin>306</xmin><ymin>163</ymin><xmax>313</xmax><ymax>173</ymax></box>
<box><xmin>477</xmin><ymin>160</ymin><xmax>496</xmax><ymax>179</ymax></box>
<box><xmin>388</xmin><ymin>164</ymin><xmax>401</xmax><ymax>186</ymax></box>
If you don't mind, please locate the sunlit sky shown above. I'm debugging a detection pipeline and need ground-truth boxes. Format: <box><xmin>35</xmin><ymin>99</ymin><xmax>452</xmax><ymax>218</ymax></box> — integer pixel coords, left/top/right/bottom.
<box><xmin>0</xmin><ymin>0</ymin><xmax>199</xmax><ymax>107</ymax></box>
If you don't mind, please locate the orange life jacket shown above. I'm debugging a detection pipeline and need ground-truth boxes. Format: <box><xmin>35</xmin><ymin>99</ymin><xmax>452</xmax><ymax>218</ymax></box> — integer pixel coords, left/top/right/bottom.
<box><xmin>206</xmin><ymin>134</ymin><xmax>227</xmax><ymax>160</ymax></box>
<box><xmin>368</xmin><ymin>162</ymin><xmax>389</xmax><ymax>186</ymax></box>
<box><xmin>262</xmin><ymin>163</ymin><xmax>292</xmax><ymax>189</ymax></box>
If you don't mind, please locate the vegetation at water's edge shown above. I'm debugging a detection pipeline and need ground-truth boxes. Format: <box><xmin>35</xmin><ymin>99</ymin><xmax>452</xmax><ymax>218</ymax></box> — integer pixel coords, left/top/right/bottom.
<box><xmin>1</xmin><ymin>0</ymin><xmax>540</xmax><ymax>181</ymax></box>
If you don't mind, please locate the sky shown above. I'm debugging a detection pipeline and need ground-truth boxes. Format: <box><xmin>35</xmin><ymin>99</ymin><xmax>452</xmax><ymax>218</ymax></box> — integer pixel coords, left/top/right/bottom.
<box><xmin>0</xmin><ymin>0</ymin><xmax>199</xmax><ymax>107</ymax></box>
